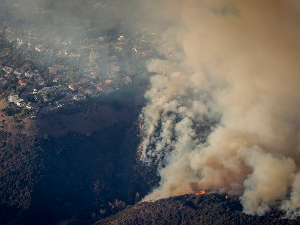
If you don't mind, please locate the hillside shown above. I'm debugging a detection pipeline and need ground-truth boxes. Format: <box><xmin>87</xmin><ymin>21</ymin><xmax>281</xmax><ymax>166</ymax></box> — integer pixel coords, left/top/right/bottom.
<box><xmin>1</xmin><ymin>1</ymin><xmax>300</xmax><ymax>225</ymax></box>
<box><xmin>95</xmin><ymin>194</ymin><xmax>300</xmax><ymax>225</ymax></box>
<box><xmin>0</xmin><ymin>87</ymin><xmax>158</xmax><ymax>225</ymax></box>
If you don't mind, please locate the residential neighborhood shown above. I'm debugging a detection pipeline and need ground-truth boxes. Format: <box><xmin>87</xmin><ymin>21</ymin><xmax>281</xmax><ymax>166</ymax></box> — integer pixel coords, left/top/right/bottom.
<box><xmin>0</xmin><ymin>60</ymin><xmax>136</xmax><ymax>118</ymax></box>
<box><xmin>0</xmin><ymin>0</ymin><xmax>179</xmax><ymax>119</ymax></box>
<box><xmin>0</xmin><ymin>25</ymin><xmax>164</xmax><ymax>118</ymax></box>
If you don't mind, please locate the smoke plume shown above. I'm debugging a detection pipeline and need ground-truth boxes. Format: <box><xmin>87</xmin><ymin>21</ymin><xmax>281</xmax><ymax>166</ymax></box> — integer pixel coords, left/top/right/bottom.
<box><xmin>140</xmin><ymin>0</ymin><xmax>300</xmax><ymax>216</ymax></box>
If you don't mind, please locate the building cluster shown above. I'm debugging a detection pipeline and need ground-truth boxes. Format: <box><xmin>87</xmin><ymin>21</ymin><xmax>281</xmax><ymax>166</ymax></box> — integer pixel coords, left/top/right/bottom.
<box><xmin>0</xmin><ymin>4</ymin><xmax>172</xmax><ymax>118</ymax></box>
<box><xmin>0</xmin><ymin>56</ymin><xmax>133</xmax><ymax>118</ymax></box>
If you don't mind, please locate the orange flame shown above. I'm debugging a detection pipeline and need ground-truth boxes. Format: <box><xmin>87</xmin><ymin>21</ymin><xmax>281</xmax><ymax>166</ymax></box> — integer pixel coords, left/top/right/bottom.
<box><xmin>136</xmin><ymin>144</ymin><xmax>144</xmax><ymax>159</ymax></box>
<box><xmin>195</xmin><ymin>190</ymin><xmax>206</xmax><ymax>195</ymax></box>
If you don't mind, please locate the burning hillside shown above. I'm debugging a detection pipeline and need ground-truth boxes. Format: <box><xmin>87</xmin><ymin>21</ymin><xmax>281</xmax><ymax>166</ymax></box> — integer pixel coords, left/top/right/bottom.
<box><xmin>95</xmin><ymin>193</ymin><xmax>300</xmax><ymax>225</ymax></box>
<box><xmin>139</xmin><ymin>0</ymin><xmax>300</xmax><ymax>217</ymax></box>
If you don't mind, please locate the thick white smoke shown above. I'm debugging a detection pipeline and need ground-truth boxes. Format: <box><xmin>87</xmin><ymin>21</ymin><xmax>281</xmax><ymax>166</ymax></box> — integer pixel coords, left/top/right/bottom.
<box><xmin>140</xmin><ymin>0</ymin><xmax>300</xmax><ymax>216</ymax></box>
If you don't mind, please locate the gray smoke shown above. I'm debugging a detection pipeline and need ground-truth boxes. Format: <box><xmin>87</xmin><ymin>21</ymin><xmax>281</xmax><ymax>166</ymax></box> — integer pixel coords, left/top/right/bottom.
<box><xmin>140</xmin><ymin>0</ymin><xmax>300</xmax><ymax>216</ymax></box>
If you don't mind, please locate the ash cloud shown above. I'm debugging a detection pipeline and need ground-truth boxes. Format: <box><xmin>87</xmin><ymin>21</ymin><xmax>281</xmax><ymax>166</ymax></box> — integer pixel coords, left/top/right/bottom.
<box><xmin>139</xmin><ymin>0</ymin><xmax>300</xmax><ymax>215</ymax></box>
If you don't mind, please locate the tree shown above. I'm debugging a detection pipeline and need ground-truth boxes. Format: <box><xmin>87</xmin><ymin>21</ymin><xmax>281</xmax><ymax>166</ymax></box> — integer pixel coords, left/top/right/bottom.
<box><xmin>27</xmin><ymin>94</ymin><xmax>36</xmax><ymax>103</ymax></box>
<box><xmin>44</xmin><ymin>133</ymin><xmax>50</xmax><ymax>141</ymax></box>
<box><xmin>135</xmin><ymin>192</ymin><xmax>140</xmax><ymax>203</ymax></box>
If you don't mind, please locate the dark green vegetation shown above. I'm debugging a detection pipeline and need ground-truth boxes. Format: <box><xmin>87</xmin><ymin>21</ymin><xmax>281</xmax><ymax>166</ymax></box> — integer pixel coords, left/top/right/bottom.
<box><xmin>1</xmin><ymin>1</ymin><xmax>300</xmax><ymax>225</ymax></box>
<box><xmin>96</xmin><ymin>194</ymin><xmax>300</xmax><ymax>225</ymax></box>
<box><xmin>0</xmin><ymin>132</ymin><xmax>42</xmax><ymax>224</ymax></box>
<box><xmin>0</xmin><ymin>87</ymin><xmax>159</xmax><ymax>224</ymax></box>
<box><xmin>0</xmin><ymin>4</ymin><xmax>159</xmax><ymax>223</ymax></box>
<box><xmin>0</xmin><ymin>117</ymin><xmax>155</xmax><ymax>225</ymax></box>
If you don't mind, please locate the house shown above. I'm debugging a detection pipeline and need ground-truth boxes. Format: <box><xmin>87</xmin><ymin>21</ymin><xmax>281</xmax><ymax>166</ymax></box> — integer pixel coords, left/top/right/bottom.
<box><xmin>52</xmin><ymin>74</ymin><xmax>59</xmax><ymax>83</ymax></box>
<box><xmin>69</xmin><ymin>53</ymin><xmax>80</xmax><ymax>57</ymax></box>
<box><xmin>96</xmin><ymin>82</ymin><xmax>113</xmax><ymax>93</ymax></box>
<box><xmin>109</xmin><ymin>61</ymin><xmax>119</xmax><ymax>67</ymax></box>
<box><xmin>54</xmin><ymin>36</ymin><xmax>61</xmax><ymax>44</ymax></box>
<box><xmin>48</xmin><ymin>68</ymin><xmax>59</xmax><ymax>83</ymax></box>
<box><xmin>109</xmin><ymin>70</ymin><xmax>118</xmax><ymax>78</ymax></box>
<box><xmin>56</xmin><ymin>102</ymin><xmax>63</xmax><ymax>108</ymax></box>
<box><xmin>89</xmin><ymin>51</ymin><xmax>98</xmax><ymax>62</ymax></box>
<box><xmin>14</xmin><ymin>99</ymin><xmax>25</xmax><ymax>107</ymax></box>
<box><xmin>84</xmin><ymin>88</ymin><xmax>94</xmax><ymax>96</ymax></box>
<box><xmin>38</xmin><ymin>87</ymin><xmax>52</xmax><ymax>95</ymax></box>
<box><xmin>17</xmin><ymin>38</ymin><xmax>23</xmax><ymax>47</ymax></box>
<box><xmin>8</xmin><ymin>95</ymin><xmax>19</xmax><ymax>103</ymax></box>
<box><xmin>132</xmin><ymin>46</ymin><xmax>138</xmax><ymax>53</ymax></box>
<box><xmin>7</xmin><ymin>35</ymin><xmax>16</xmax><ymax>43</ymax></box>
<box><xmin>118</xmin><ymin>35</ymin><xmax>125</xmax><ymax>41</ymax></box>
<box><xmin>98</xmin><ymin>36</ymin><xmax>106</xmax><ymax>42</ymax></box>
<box><xmin>111</xmin><ymin>66</ymin><xmax>120</xmax><ymax>72</ymax></box>
<box><xmin>35</xmin><ymin>45</ymin><xmax>44</xmax><ymax>52</ymax></box>
<box><xmin>113</xmin><ymin>42</ymin><xmax>124</xmax><ymax>51</ymax></box>
<box><xmin>105</xmin><ymin>79</ymin><xmax>113</xmax><ymax>85</ymax></box>
<box><xmin>9</xmin><ymin>96</ymin><xmax>25</xmax><ymax>107</ymax></box>
<box><xmin>68</xmin><ymin>84</ymin><xmax>82</xmax><ymax>91</ymax></box>
<box><xmin>34</xmin><ymin>74</ymin><xmax>44</xmax><ymax>85</ymax></box>
<box><xmin>27</xmin><ymin>27</ymin><xmax>39</xmax><ymax>36</ymax></box>
<box><xmin>48</xmin><ymin>66</ymin><xmax>58</xmax><ymax>75</ymax></box>
<box><xmin>123</xmin><ymin>76</ymin><xmax>132</xmax><ymax>84</ymax></box>
<box><xmin>18</xmin><ymin>79</ymin><xmax>27</xmax><ymax>86</ymax></box>
<box><xmin>26</xmin><ymin>103</ymin><xmax>34</xmax><ymax>110</ymax></box>
<box><xmin>43</xmin><ymin>95</ymin><xmax>49</xmax><ymax>102</ymax></box>
<box><xmin>3</xmin><ymin>66</ymin><xmax>13</xmax><ymax>74</ymax></box>
<box><xmin>72</xmin><ymin>94</ymin><xmax>86</xmax><ymax>101</ymax></box>
<box><xmin>109</xmin><ymin>62</ymin><xmax>120</xmax><ymax>72</ymax></box>
<box><xmin>14</xmin><ymin>68</ymin><xmax>24</xmax><ymax>77</ymax></box>
<box><xmin>88</xmin><ymin>72</ymin><xmax>99</xmax><ymax>80</ymax></box>
<box><xmin>89</xmin><ymin>66</ymin><xmax>100</xmax><ymax>72</ymax></box>
<box><xmin>78</xmin><ymin>78</ymin><xmax>89</xmax><ymax>85</ymax></box>
<box><xmin>57</xmin><ymin>49</ymin><xmax>68</xmax><ymax>56</ymax></box>
<box><xmin>25</xmin><ymin>71</ymin><xmax>34</xmax><ymax>78</ymax></box>
<box><xmin>62</xmin><ymin>39</ymin><xmax>73</xmax><ymax>46</ymax></box>
<box><xmin>6</xmin><ymin>27</ymin><xmax>15</xmax><ymax>34</ymax></box>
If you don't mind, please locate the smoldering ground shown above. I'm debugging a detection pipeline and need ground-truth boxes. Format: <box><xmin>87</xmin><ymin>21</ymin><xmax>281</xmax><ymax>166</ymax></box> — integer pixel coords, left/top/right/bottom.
<box><xmin>139</xmin><ymin>0</ymin><xmax>300</xmax><ymax>216</ymax></box>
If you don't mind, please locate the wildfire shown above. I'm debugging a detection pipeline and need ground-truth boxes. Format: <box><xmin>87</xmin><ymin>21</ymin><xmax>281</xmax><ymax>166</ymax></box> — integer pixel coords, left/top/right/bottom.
<box><xmin>136</xmin><ymin>144</ymin><xmax>143</xmax><ymax>159</ymax></box>
<box><xmin>194</xmin><ymin>190</ymin><xmax>230</xmax><ymax>200</ymax></box>
<box><xmin>195</xmin><ymin>190</ymin><xmax>206</xmax><ymax>195</ymax></box>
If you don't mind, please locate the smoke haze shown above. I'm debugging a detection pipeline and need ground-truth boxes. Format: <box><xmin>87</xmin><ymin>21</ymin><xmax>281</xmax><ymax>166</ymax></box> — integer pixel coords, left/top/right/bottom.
<box><xmin>140</xmin><ymin>0</ymin><xmax>300</xmax><ymax>216</ymax></box>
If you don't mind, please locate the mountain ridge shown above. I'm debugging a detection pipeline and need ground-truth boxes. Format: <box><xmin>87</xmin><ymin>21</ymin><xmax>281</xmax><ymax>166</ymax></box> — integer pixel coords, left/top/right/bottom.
<box><xmin>95</xmin><ymin>193</ymin><xmax>300</xmax><ymax>225</ymax></box>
